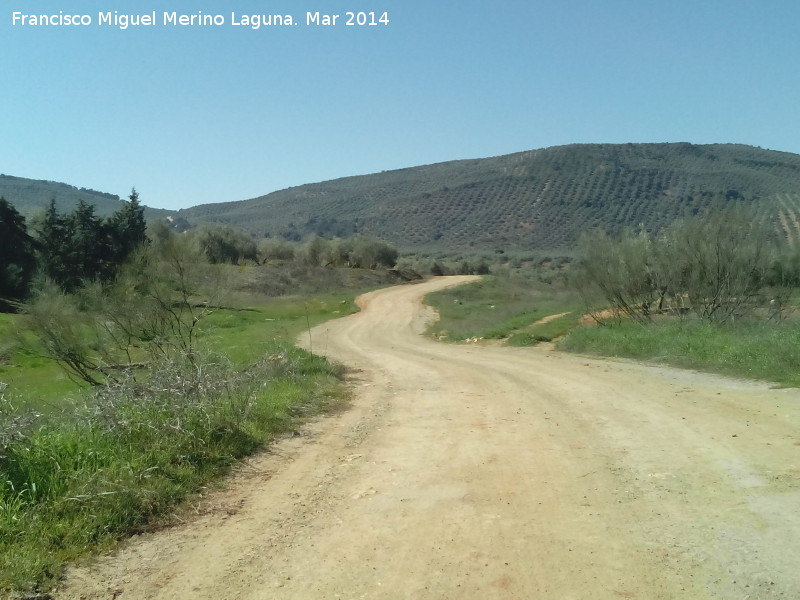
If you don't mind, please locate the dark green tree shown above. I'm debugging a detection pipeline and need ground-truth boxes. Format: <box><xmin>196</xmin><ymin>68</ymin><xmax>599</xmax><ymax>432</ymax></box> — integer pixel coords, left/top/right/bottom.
<box><xmin>110</xmin><ymin>188</ymin><xmax>147</xmax><ymax>262</ymax></box>
<box><xmin>71</xmin><ymin>200</ymin><xmax>114</xmax><ymax>285</ymax></box>
<box><xmin>35</xmin><ymin>194</ymin><xmax>149</xmax><ymax>293</ymax></box>
<box><xmin>0</xmin><ymin>197</ymin><xmax>37</xmax><ymax>311</ymax></box>
<box><xmin>34</xmin><ymin>199</ymin><xmax>73</xmax><ymax>290</ymax></box>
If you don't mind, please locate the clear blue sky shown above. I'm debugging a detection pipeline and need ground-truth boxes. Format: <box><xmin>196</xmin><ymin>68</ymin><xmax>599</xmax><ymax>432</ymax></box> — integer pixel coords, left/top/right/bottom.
<box><xmin>2</xmin><ymin>0</ymin><xmax>799</xmax><ymax>210</ymax></box>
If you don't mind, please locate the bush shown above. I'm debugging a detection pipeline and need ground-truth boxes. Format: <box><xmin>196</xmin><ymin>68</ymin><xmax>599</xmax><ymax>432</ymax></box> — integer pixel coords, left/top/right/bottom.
<box><xmin>22</xmin><ymin>239</ymin><xmax>225</xmax><ymax>386</ymax></box>
<box><xmin>258</xmin><ymin>238</ymin><xmax>296</xmax><ymax>262</ymax></box>
<box><xmin>194</xmin><ymin>226</ymin><xmax>258</xmax><ymax>265</ymax></box>
<box><xmin>573</xmin><ymin>206</ymin><xmax>782</xmax><ymax>324</ymax></box>
<box><xmin>0</xmin><ymin>346</ymin><xmax>343</xmax><ymax>593</ymax></box>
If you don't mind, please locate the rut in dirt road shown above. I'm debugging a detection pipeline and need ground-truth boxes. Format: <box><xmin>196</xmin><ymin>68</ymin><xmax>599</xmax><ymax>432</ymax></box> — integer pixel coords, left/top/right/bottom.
<box><xmin>57</xmin><ymin>276</ymin><xmax>800</xmax><ymax>600</ymax></box>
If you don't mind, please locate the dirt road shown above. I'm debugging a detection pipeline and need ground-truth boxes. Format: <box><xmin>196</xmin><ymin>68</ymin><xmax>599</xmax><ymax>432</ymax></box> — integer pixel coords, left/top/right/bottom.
<box><xmin>58</xmin><ymin>276</ymin><xmax>800</xmax><ymax>599</ymax></box>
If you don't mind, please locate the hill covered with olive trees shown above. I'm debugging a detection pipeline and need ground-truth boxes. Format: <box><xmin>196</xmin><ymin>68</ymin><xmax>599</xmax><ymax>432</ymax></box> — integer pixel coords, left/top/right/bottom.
<box><xmin>177</xmin><ymin>143</ymin><xmax>800</xmax><ymax>252</ymax></box>
<box><xmin>5</xmin><ymin>143</ymin><xmax>800</xmax><ymax>253</ymax></box>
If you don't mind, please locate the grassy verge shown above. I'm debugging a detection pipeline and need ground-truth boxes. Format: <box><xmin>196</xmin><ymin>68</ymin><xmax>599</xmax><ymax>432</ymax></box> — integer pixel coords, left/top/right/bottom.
<box><xmin>0</xmin><ymin>291</ymin><xmax>363</xmax><ymax>594</ymax></box>
<box><xmin>558</xmin><ymin>318</ymin><xmax>800</xmax><ymax>387</ymax></box>
<box><xmin>0</xmin><ymin>292</ymin><xmax>360</xmax><ymax>412</ymax></box>
<box><xmin>425</xmin><ymin>276</ymin><xmax>579</xmax><ymax>342</ymax></box>
<box><xmin>426</xmin><ymin>275</ymin><xmax>800</xmax><ymax>386</ymax></box>
<box><xmin>506</xmin><ymin>312</ymin><xmax>582</xmax><ymax>346</ymax></box>
<box><xmin>199</xmin><ymin>292</ymin><xmax>360</xmax><ymax>366</ymax></box>
<box><xmin>1</xmin><ymin>347</ymin><xmax>344</xmax><ymax>593</ymax></box>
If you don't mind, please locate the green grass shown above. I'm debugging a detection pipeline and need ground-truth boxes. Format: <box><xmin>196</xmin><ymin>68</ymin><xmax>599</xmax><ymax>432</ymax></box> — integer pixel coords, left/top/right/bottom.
<box><xmin>427</xmin><ymin>275</ymin><xmax>800</xmax><ymax>386</ymax></box>
<box><xmin>0</xmin><ymin>289</ymin><xmax>366</xmax><ymax>595</ymax></box>
<box><xmin>1</xmin><ymin>347</ymin><xmax>344</xmax><ymax>593</ymax></box>
<box><xmin>559</xmin><ymin>318</ymin><xmax>800</xmax><ymax>387</ymax></box>
<box><xmin>0</xmin><ymin>292</ymin><xmax>361</xmax><ymax>412</ymax></box>
<box><xmin>425</xmin><ymin>276</ymin><xmax>579</xmax><ymax>342</ymax></box>
<box><xmin>0</xmin><ymin>314</ymin><xmax>83</xmax><ymax>412</ymax></box>
<box><xmin>199</xmin><ymin>292</ymin><xmax>360</xmax><ymax>366</ymax></box>
<box><xmin>506</xmin><ymin>311</ymin><xmax>582</xmax><ymax>346</ymax></box>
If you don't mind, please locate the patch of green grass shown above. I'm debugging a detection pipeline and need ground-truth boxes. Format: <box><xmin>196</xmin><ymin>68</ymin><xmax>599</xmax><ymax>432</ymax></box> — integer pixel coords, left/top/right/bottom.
<box><xmin>0</xmin><ymin>314</ymin><xmax>85</xmax><ymax>411</ymax></box>
<box><xmin>0</xmin><ymin>288</ymin><xmax>366</xmax><ymax>595</ymax></box>
<box><xmin>506</xmin><ymin>312</ymin><xmax>581</xmax><ymax>346</ymax></box>
<box><xmin>0</xmin><ymin>347</ymin><xmax>345</xmax><ymax>593</ymax></box>
<box><xmin>200</xmin><ymin>293</ymin><xmax>360</xmax><ymax>366</ymax></box>
<box><xmin>0</xmin><ymin>292</ymin><xmax>362</xmax><ymax>413</ymax></box>
<box><xmin>426</xmin><ymin>276</ymin><xmax>578</xmax><ymax>342</ymax></box>
<box><xmin>558</xmin><ymin>318</ymin><xmax>800</xmax><ymax>387</ymax></box>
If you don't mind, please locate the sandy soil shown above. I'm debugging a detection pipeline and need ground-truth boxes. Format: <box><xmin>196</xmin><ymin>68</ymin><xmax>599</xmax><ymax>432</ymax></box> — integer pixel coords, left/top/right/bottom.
<box><xmin>57</xmin><ymin>276</ymin><xmax>800</xmax><ymax>600</ymax></box>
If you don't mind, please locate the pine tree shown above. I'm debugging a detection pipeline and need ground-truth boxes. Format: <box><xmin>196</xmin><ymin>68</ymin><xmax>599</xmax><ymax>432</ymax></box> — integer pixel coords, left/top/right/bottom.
<box><xmin>68</xmin><ymin>200</ymin><xmax>112</xmax><ymax>290</ymax></box>
<box><xmin>110</xmin><ymin>188</ymin><xmax>147</xmax><ymax>262</ymax></box>
<box><xmin>0</xmin><ymin>197</ymin><xmax>37</xmax><ymax>310</ymax></box>
<box><xmin>35</xmin><ymin>199</ymin><xmax>72</xmax><ymax>290</ymax></box>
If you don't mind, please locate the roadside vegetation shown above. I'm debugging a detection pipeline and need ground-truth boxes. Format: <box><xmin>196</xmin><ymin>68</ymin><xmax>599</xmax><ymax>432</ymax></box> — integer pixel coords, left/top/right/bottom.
<box><xmin>0</xmin><ymin>346</ymin><xmax>343</xmax><ymax>593</ymax></box>
<box><xmin>506</xmin><ymin>311</ymin><xmax>581</xmax><ymax>346</ymax></box>
<box><xmin>560</xmin><ymin>204</ymin><xmax>800</xmax><ymax>386</ymax></box>
<box><xmin>423</xmin><ymin>204</ymin><xmax>800</xmax><ymax>388</ymax></box>
<box><xmin>560</xmin><ymin>320</ymin><xmax>800</xmax><ymax>386</ymax></box>
<box><xmin>425</xmin><ymin>269</ymin><xmax>579</xmax><ymax>342</ymax></box>
<box><xmin>0</xmin><ymin>195</ymin><xmax>402</xmax><ymax>595</ymax></box>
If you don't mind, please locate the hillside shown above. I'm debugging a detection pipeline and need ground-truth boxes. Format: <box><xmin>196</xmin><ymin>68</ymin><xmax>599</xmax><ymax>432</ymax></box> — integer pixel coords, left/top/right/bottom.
<box><xmin>5</xmin><ymin>143</ymin><xmax>800</xmax><ymax>253</ymax></box>
<box><xmin>178</xmin><ymin>143</ymin><xmax>800</xmax><ymax>252</ymax></box>
<box><xmin>0</xmin><ymin>175</ymin><xmax>172</xmax><ymax>220</ymax></box>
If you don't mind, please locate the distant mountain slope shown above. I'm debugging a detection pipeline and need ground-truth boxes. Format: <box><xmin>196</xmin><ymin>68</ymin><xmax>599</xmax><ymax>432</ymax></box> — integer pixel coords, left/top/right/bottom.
<box><xmin>178</xmin><ymin>143</ymin><xmax>800</xmax><ymax>251</ymax></box>
<box><xmin>0</xmin><ymin>175</ymin><xmax>171</xmax><ymax>220</ymax></box>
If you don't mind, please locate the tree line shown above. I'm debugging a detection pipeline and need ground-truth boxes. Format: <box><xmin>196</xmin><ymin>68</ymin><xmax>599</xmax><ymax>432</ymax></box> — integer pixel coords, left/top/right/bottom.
<box><xmin>0</xmin><ymin>191</ymin><xmax>146</xmax><ymax>310</ymax></box>
<box><xmin>1</xmin><ymin>195</ymin><xmax>401</xmax><ymax>385</ymax></box>
<box><xmin>1</xmin><ymin>195</ymin><xmax>402</xmax><ymax>313</ymax></box>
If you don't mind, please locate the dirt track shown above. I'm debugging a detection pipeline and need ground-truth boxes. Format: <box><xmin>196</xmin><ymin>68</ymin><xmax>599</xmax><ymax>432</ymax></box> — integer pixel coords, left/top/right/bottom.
<box><xmin>58</xmin><ymin>276</ymin><xmax>800</xmax><ymax>599</ymax></box>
